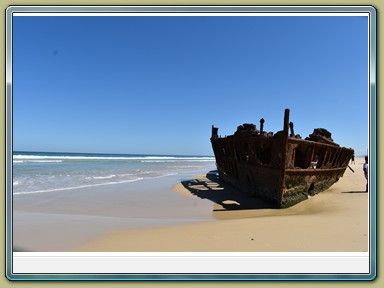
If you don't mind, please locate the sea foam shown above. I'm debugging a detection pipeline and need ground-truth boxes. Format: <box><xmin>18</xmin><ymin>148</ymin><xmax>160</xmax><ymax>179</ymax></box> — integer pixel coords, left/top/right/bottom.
<box><xmin>13</xmin><ymin>177</ymin><xmax>144</xmax><ymax>195</ymax></box>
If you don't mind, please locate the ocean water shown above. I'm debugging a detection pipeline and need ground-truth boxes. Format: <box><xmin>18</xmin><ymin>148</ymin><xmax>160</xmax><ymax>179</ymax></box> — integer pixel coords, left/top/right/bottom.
<box><xmin>12</xmin><ymin>151</ymin><xmax>216</xmax><ymax>195</ymax></box>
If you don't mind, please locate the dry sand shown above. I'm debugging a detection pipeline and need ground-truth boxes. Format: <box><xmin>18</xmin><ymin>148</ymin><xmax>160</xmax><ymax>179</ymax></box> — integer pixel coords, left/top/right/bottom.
<box><xmin>78</xmin><ymin>157</ymin><xmax>369</xmax><ymax>252</ymax></box>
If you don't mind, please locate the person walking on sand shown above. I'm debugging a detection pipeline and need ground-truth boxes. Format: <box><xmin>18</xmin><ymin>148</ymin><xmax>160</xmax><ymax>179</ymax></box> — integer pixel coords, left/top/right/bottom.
<box><xmin>351</xmin><ymin>153</ymin><xmax>355</xmax><ymax>164</ymax></box>
<box><xmin>363</xmin><ymin>156</ymin><xmax>368</xmax><ymax>192</ymax></box>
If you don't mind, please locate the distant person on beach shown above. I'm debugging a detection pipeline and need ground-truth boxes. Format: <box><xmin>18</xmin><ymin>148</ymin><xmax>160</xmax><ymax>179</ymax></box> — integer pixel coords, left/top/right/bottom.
<box><xmin>363</xmin><ymin>156</ymin><xmax>368</xmax><ymax>192</ymax></box>
<box><xmin>351</xmin><ymin>154</ymin><xmax>355</xmax><ymax>164</ymax></box>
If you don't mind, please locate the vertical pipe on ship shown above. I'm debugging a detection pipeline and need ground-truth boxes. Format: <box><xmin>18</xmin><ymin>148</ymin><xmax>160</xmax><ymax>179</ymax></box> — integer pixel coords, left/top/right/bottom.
<box><xmin>279</xmin><ymin>109</ymin><xmax>290</xmax><ymax>208</ymax></box>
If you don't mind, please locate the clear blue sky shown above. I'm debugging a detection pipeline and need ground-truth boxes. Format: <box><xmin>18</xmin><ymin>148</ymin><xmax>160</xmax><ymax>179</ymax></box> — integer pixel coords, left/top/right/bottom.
<box><xmin>13</xmin><ymin>15</ymin><xmax>369</xmax><ymax>156</ymax></box>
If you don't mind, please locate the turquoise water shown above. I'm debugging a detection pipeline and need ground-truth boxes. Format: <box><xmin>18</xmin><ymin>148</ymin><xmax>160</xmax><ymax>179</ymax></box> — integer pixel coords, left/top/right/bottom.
<box><xmin>12</xmin><ymin>151</ymin><xmax>216</xmax><ymax>195</ymax></box>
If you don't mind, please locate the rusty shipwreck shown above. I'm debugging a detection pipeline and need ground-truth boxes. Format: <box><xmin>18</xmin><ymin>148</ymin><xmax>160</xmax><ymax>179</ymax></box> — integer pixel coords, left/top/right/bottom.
<box><xmin>210</xmin><ymin>109</ymin><xmax>354</xmax><ymax>208</ymax></box>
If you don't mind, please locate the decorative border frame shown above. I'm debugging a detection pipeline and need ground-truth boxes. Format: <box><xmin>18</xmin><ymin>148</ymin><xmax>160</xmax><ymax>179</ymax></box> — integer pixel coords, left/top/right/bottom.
<box><xmin>5</xmin><ymin>5</ymin><xmax>376</xmax><ymax>281</ymax></box>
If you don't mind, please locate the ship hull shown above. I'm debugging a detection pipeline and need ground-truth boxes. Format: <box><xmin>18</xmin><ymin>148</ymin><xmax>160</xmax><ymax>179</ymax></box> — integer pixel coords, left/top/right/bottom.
<box><xmin>211</xmin><ymin>109</ymin><xmax>354</xmax><ymax>208</ymax></box>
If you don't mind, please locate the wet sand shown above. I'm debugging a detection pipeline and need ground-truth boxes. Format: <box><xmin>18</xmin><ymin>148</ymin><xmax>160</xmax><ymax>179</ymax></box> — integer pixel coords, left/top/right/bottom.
<box><xmin>77</xmin><ymin>157</ymin><xmax>369</xmax><ymax>252</ymax></box>
<box><xmin>13</xmin><ymin>173</ymin><xmax>215</xmax><ymax>252</ymax></box>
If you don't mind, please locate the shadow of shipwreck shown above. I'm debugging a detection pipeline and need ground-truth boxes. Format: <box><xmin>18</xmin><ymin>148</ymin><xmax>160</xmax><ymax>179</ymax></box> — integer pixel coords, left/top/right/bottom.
<box><xmin>342</xmin><ymin>191</ymin><xmax>368</xmax><ymax>194</ymax></box>
<box><xmin>181</xmin><ymin>171</ymin><xmax>274</xmax><ymax>211</ymax></box>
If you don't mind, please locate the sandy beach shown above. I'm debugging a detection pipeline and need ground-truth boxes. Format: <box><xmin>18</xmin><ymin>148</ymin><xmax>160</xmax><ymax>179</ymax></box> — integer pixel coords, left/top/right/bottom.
<box><xmin>75</xmin><ymin>157</ymin><xmax>369</xmax><ymax>252</ymax></box>
<box><xmin>13</xmin><ymin>158</ymin><xmax>369</xmax><ymax>253</ymax></box>
<box><xmin>13</xmin><ymin>169</ymin><xmax>216</xmax><ymax>252</ymax></box>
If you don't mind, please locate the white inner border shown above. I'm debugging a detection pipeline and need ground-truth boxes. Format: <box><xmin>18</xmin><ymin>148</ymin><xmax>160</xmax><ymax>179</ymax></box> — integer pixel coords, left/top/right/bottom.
<box><xmin>13</xmin><ymin>252</ymin><xmax>369</xmax><ymax>274</ymax></box>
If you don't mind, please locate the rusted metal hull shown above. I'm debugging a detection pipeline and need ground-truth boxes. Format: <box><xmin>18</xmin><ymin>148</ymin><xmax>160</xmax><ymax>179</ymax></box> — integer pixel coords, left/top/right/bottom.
<box><xmin>210</xmin><ymin>109</ymin><xmax>354</xmax><ymax>208</ymax></box>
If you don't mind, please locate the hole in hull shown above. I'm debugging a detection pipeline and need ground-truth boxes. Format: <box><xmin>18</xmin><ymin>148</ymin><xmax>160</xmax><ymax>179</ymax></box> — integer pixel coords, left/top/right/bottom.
<box><xmin>308</xmin><ymin>183</ymin><xmax>315</xmax><ymax>196</ymax></box>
